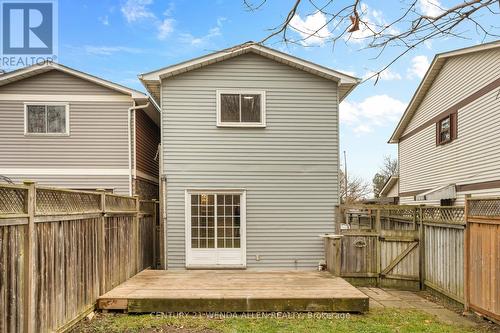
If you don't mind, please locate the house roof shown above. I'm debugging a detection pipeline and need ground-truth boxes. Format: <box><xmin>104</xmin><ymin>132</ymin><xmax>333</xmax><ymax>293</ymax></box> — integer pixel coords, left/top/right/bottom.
<box><xmin>389</xmin><ymin>40</ymin><xmax>500</xmax><ymax>143</ymax></box>
<box><xmin>0</xmin><ymin>62</ymin><xmax>149</xmax><ymax>100</ymax></box>
<box><xmin>379</xmin><ymin>175</ymin><xmax>399</xmax><ymax>197</ymax></box>
<box><xmin>139</xmin><ymin>41</ymin><xmax>360</xmax><ymax>103</ymax></box>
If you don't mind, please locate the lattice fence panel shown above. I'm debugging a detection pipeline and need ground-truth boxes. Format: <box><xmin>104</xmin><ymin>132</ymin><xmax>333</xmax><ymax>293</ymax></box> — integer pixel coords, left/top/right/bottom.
<box><xmin>105</xmin><ymin>195</ymin><xmax>136</xmax><ymax>212</ymax></box>
<box><xmin>0</xmin><ymin>186</ymin><xmax>27</xmax><ymax>214</ymax></box>
<box><xmin>421</xmin><ymin>207</ymin><xmax>465</xmax><ymax>224</ymax></box>
<box><xmin>36</xmin><ymin>188</ymin><xmax>101</xmax><ymax>215</ymax></box>
<box><xmin>381</xmin><ymin>207</ymin><xmax>417</xmax><ymax>221</ymax></box>
<box><xmin>468</xmin><ymin>199</ymin><xmax>500</xmax><ymax>217</ymax></box>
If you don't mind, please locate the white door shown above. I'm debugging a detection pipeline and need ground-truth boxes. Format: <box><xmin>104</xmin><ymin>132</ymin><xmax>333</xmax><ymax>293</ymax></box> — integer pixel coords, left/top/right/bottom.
<box><xmin>185</xmin><ymin>190</ymin><xmax>246</xmax><ymax>268</ymax></box>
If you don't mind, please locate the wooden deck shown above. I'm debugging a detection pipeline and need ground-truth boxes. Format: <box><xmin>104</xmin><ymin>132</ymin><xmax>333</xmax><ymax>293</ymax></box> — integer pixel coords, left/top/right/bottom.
<box><xmin>97</xmin><ymin>270</ymin><xmax>369</xmax><ymax>313</ymax></box>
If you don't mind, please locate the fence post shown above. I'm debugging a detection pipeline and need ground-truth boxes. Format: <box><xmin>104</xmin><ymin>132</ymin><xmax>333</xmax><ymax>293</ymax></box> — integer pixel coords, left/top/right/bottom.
<box><xmin>134</xmin><ymin>195</ymin><xmax>140</xmax><ymax>273</ymax></box>
<box><xmin>418</xmin><ymin>207</ymin><xmax>425</xmax><ymax>290</ymax></box>
<box><xmin>375</xmin><ymin>208</ymin><xmax>381</xmax><ymax>287</ymax></box>
<box><xmin>152</xmin><ymin>199</ymin><xmax>158</xmax><ymax>269</ymax></box>
<box><xmin>463</xmin><ymin>196</ymin><xmax>470</xmax><ymax>311</ymax></box>
<box><xmin>23</xmin><ymin>180</ymin><xmax>36</xmax><ymax>333</ymax></box>
<box><xmin>97</xmin><ymin>189</ymin><xmax>107</xmax><ymax>295</ymax></box>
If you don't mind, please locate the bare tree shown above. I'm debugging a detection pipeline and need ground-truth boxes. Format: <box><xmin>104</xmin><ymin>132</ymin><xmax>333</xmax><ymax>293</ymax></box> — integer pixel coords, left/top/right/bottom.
<box><xmin>245</xmin><ymin>0</ymin><xmax>499</xmax><ymax>83</ymax></box>
<box><xmin>372</xmin><ymin>155</ymin><xmax>398</xmax><ymax>197</ymax></box>
<box><xmin>340</xmin><ymin>169</ymin><xmax>371</xmax><ymax>203</ymax></box>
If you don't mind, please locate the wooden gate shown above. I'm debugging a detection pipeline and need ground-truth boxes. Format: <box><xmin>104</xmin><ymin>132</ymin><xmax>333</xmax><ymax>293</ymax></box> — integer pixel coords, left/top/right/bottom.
<box><xmin>465</xmin><ymin>198</ymin><xmax>500</xmax><ymax>322</ymax></box>
<box><xmin>340</xmin><ymin>206</ymin><xmax>420</xmax><ymax>289</ymax></box>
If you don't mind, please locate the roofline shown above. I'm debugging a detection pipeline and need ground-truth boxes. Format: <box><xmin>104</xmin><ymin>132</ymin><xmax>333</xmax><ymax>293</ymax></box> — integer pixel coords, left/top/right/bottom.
<box><xmin>389</xmin><ymin>40</ymin><xmax>500</xmax><ymax>143</ymax></box>
<box><xmin>0</xmin><ymin>62</ymin><xmax>148</xmax><ymax>99</ymax></box>
<box><xmin>139</xmin><ymin>42</ymin><xmax>360</xmax><ymax>101</ymax></box>
<box><xmin>379</xmin><ymin>175</ymin><xmax>399</xmax><ymax>196</ymax></box>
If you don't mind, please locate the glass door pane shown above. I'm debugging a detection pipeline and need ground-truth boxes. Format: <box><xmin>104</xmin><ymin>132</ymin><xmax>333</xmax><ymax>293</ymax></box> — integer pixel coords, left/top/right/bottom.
<box><xmin>191</xmin><ymin>194</ymin><xmax>215</xmax><ymax>248</ymax></box>
<box><xmin>216</xmin><ymin>194</ymin><xmax>241</xmax><ymax>248</ymax></box>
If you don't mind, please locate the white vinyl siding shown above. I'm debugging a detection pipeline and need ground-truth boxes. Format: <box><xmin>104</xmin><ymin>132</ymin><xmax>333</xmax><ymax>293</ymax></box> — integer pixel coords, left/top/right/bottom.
<box><xmin>162</xmin><ymin>53</ymin><xmax>339</xmax><ymax>269</ymax></box>
<box><xmin>399</xmin><ymin>47</ymin><xmax>500</xmax><ymax>206</ymax></box>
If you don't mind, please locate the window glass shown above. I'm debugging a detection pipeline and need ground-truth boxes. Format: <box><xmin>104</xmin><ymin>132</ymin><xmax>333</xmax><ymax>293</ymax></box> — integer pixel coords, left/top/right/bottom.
<box><xmin>47</xmin><ymin>105</ymin><xmax>66</xmax><ymax>133</ymax></box>
<box><xmin>220</xmin><ymin>94</ymin><xmax>240</xmax><ymax>122</ymax></box>
<box><xmin>241</xmin><ymin>94</ymin><xmax>261</xmax><ymax>122</ymax></box>
<box><xmin>27</xmin><ymin>105</ymin><xmax>46</xmax><ymax>133</ymax></box>
<box><xmin>27</xmin><ymin>104</ymin><xmax>67</xmax><ymax>134</ymax></box>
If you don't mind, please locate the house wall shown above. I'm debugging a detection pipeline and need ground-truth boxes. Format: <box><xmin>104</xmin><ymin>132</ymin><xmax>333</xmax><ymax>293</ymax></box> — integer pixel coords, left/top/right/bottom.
<box><xmin>161</xmin><ymin>53</ymin><xmax>339</xmax><ymax>269</ymax></box>
<box><xmin>399</xmin><ymin>48</ymin><xmax>500</xmax><ymax>205</ymax></box>
<box><xmin>0</xmin><ymin>69</ymin><xmax>133</xmax><ymax>194</ymax></box>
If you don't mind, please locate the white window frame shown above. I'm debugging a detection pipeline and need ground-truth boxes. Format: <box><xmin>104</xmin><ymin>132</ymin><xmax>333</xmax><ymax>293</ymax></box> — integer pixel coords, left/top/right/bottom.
<box><xmin>216</xmin><ymin>89</ymin><xmax>266</xmax><ymax>128</ymax></box>
<box><xmin>184</xmin><ymin>188</ymin><xmax>247</xmax><ymax>268</ymax></box>
<box><xmin>24</xmin><ymin>102</ymin><xmax>70</xmax><ymax>136</ymax></box>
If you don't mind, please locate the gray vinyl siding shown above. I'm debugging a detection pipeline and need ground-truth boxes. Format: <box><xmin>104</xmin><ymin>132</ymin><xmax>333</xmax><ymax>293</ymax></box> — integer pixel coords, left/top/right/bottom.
<box><xmin>162</xmin><ymin>53</ymin><xmax>339</xmax><ymax>269</ymax></box>
<box><xmin>0</xmin><ymin>69</ymin><xmax>120</xmax><ymax>95</ymax></box>
<box><xmin>0</xmin><ymin>69</ymin><xmax>133</xmax><ymax>194</ymax></box>
<box><xmin>399</xmin><ymin>48</ymin><xmax>500</xmax><ymax>206</ymax></box>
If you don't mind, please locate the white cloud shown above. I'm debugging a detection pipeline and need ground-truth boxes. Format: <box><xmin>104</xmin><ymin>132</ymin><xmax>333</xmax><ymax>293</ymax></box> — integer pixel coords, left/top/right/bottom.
<box><xmin>364</xmin><ymin>69</ymin><xmax>402</xmax><ymax>81</ymax></box>
<box><xmin>121</xmin><ymin>0</ymin><xmax>155</xmax><ymax>23</ymax></box>
<box><xmin>158</xmin><ymin>18</ymin><xmax>174</xmax><ymax>40</ymax></box>
<box><xmin>407</xmin><ymin>55</ymin><xmax>430</xmax><ymax>79</ymax></box>
<box><xmin>83</xmin><ymin>46</ymin><xmax>143</xmax><ymax>56</ymax></box>
<box><xmin>418</xmin><ymin>0</ymin><xmax>445</xmax><ymax>17</ymax></box>
<box><xmin>179</xmin><ymin>18</ymin><xmax>224</xmax><ymax>46</ymax></box>
<box><xmin>99</xmin><ymin>15</ymin><xmax>110</xmax><ymax>26</ymax></box>
<box><xmin>290</xmin><ymin>11</ymin><xmax>331</xmax><ymax>46</ymax></box>
<box><xmin>340</xmin><ymin>95</ymin><xmax>407</xmax><ymax>135</ymax></box>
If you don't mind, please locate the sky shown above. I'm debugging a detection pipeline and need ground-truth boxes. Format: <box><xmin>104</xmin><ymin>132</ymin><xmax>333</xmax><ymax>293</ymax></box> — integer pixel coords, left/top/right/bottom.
<box><xmin>54</xmin><ymin>0</ymin><xmax>498</xmax><ymax>183</ymax></box>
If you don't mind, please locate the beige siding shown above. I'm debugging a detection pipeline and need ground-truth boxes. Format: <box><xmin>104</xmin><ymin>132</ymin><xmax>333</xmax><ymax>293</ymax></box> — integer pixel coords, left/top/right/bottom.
<box><xmin>386</xmin><ymin>181</ymin><xmax>399</xmax><ymax>198</ymax></box>
<box><xmin>0</xmin><ymin>69</ymin><xmax>121</xmax><ymax>95</ymax></box>
<box><xmin>162</xmin><ymin>53</ymin><xmax>339</xmax><ymax>269</ymax></box>
<box><xmin>403</xmin><ymin>49</ymin><xmax>499</xmax><ymax>134</ymax></box>
<box><xmin>0</xmin><ymin>69</ymin><xmax>134</xmax><ymax>194</ymax></box>
<box><xmin>399</xmin><ymin>48</ymin><xmax>500</xmax><ymax>206</ymax></box>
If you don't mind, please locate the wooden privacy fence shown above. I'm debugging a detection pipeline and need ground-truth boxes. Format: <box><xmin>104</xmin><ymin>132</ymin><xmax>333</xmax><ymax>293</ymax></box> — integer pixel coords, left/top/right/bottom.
<box><xmin>465</xmin><ymin>198</ymin><xmax>500</xmax><ymax>322</ymax></box>
<box><xmin>329</xmin><ymin>205</ymin><xmax>465</xmax><ymax>298</ymax></box>
<box><xmin>0</xmin><ymin>182</ymin><xmax>158</xmax><ymax>333</ymax></box>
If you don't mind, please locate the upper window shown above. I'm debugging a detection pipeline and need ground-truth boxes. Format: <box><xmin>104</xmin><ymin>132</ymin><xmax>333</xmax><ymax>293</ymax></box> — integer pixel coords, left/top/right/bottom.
<box><xmin>25</xmin><ymin>104</ymin><xmax>69</xmax><ymax>135</ymax></box>
<box><xmin>217</xmin><ymin>90</ymin><xmax>266</xmax><ymax>127</ymax></box>
<box><xmin>436</xmin><ymin>112</ymin><xmax>457</xmax><ymax>145</ymax></box>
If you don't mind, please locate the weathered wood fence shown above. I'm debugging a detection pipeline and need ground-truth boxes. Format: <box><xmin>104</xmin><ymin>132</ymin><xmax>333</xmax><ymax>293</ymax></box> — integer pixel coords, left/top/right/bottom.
<box><xmin>0</xmin><ymin>182</ymin><xmax>158</xmax><ymax>333</ymax></box>
<box><xmin>329</xmin><ymin>201</ymin><xmax>499</xmax><ymax>322</ymax></box>
<box><xmin>331</xmin><ymin>204</ymin><xmax>465</xmax><ymax>295</ymax></box>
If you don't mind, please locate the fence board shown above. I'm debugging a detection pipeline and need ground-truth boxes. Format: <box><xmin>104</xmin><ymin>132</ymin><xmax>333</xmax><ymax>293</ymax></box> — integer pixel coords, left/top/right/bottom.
<box><xmin>0</xmin><ymin>183</ymin><xmax>158</xmax><ymax>333</ymax></box>
<box><xmin>466</xmin><ymin>198</ymin><xmax>500</xmax><ymax>322</ymax></box>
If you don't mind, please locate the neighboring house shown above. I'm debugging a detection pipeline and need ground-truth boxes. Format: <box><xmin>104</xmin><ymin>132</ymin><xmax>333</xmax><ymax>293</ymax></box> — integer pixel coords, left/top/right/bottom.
<box><xmin>140</xmin><ymin>42</ymin><xmax>359</xmax><ymax>269</ymax></box>
<box><xmin>389</xmin><ymin>41</ymin><xmax>500</xmax><ymax>206</ymax></box>
<box><xmin>0</xmin><ymin>62</ymin><xmax>161</xmax><ymax>198</ymax></box>
<box><xmin>379</xmin><ymin>175</ymin><xmax>399</xmax><ymax>204</ymax></box>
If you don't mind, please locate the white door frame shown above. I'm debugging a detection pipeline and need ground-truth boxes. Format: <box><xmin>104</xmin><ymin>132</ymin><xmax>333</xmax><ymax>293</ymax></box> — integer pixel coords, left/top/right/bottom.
<box><xmin>185</xmin><ymin>189</ymin><xmax>247</xmax><ymax>269</ymax></box>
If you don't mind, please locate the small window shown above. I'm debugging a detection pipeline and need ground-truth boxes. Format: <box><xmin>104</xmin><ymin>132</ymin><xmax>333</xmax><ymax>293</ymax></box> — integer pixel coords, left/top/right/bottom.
<box><xmin>25</xmin><ymin>104</ymin><xmax>69</xmax><ymax>135</ymax></box>
<box><xmin>436</xmin><ymin>112</ymin><xmax>457</xmax><ymax>145</ymax></box>
<box><xmin>217</xmin><ymin>90</ymin><xmax>265</xmax><ymax>127</ymax></box>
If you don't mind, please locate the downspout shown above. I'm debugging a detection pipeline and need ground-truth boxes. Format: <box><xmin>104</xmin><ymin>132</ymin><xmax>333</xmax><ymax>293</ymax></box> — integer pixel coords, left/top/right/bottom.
<box><xmin>128</xmin><ymin>101</ymin><xmax>150</xmax><ymax>196</ymax></box>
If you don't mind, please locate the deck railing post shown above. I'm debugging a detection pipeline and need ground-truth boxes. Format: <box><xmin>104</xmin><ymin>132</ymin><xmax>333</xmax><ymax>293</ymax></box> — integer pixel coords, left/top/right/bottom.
<box><xmin>97</xmin><ymin>189</ymin><xmax>107</xmax><ymax>295</ymax></box>
<box><xmin>23</xmin><ymin>180</ymin><xmax>36</xmax><ymax>333</ymax></box>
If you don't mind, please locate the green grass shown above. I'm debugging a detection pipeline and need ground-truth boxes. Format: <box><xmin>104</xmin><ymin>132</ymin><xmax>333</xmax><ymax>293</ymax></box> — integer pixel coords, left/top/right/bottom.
<box><xmin>72</xmin><ymin>309</ymin><xmax>485</xmax><ymax>333</ymax></box>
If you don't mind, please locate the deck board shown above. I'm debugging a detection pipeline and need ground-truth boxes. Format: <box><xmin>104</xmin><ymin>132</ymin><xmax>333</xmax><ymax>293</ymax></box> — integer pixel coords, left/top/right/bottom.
<box><xmin>97</xmin><ymin>270</ymin><xmax>369</xmax><ymax>312</ymax></box>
